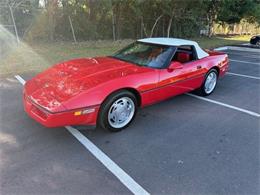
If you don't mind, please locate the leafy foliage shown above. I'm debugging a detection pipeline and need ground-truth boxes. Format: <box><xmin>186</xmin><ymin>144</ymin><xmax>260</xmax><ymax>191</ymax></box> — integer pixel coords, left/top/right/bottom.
<box><xmin>0</xmin><ymin>0</ymin><xmax>259</xmax><ymax>41</ymax></box>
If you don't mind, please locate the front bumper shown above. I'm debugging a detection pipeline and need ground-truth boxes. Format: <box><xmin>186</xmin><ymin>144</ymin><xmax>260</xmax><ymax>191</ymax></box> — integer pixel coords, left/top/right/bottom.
<box><xmin>23</xmin><ymin>93</ymin><xmax>100</xmax><ymax>128</ymax></box>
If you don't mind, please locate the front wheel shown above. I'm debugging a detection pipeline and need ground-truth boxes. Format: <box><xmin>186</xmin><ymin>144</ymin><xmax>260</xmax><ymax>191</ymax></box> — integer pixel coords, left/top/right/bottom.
<box><xmin>197</xmin><ymin>69</ymin><xmax>218</xmax><ymax>96</ymax></box>
<box><xmin>98</xmin><ymin>90</ymin><xmax>137</xmax><ymax>132</ymax></box>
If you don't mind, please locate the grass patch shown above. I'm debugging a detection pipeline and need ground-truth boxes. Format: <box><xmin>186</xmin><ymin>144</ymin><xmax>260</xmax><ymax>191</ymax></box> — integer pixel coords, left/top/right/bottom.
<box><xmin>0</xmin><ymin>36</ymin><xmax>250</xmax><ymax>77</ymax></box>
<box><xmin>192</xmin><ymin>35</ymin><xmax>250</xmax><ymax>49</ymax></box>
<box><xmin>0</xmin><ymin>40</ymin><xmax>132</xmax><ymax>77</ymax></box>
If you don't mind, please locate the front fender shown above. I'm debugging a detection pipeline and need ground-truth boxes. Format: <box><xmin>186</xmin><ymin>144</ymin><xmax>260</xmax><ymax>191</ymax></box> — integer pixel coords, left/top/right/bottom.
<box><xmin>63</xmin><ymin>70</ymin><xmax>159</xmax><ymax>110</ymax></box>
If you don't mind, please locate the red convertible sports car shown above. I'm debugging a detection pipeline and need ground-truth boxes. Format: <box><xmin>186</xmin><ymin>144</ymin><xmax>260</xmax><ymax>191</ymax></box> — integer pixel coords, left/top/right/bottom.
<box><xmin>23</xmin><ymin>38</ymin><xmax>229</xmax><ymax>131</ymax></box>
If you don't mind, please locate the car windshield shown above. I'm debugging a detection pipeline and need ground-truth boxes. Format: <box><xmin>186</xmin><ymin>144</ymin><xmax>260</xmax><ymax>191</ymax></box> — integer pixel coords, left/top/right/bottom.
<box><xmin>111</xmin><ymin>42</ymin><xmax>175</xmax><ymax>68</ymax></box>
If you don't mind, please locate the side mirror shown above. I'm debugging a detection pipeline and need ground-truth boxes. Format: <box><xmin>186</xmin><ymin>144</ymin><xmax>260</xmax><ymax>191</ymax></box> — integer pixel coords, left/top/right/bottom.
<box><xmin>168</xmin><ymin>61</ymin><xmax>183</xmax><ymax>71</ymax></box>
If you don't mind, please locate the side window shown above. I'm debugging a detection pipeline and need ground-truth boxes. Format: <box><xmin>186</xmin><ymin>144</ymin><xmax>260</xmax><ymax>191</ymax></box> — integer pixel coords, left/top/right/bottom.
<box><xmin>172</xmin><ymin>45</ymin><xmax>197</xmax><ymax>64</ymax></box>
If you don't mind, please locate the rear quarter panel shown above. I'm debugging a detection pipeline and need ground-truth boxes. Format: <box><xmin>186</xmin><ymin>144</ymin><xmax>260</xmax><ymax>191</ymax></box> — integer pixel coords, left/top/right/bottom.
<box><xmin>202</xmin><ymin>51</ymin><xmax>229</xmax><ymax>77</ymax></box>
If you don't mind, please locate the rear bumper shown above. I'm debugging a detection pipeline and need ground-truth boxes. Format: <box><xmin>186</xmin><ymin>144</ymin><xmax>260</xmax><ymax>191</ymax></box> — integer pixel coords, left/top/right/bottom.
<box><xmin>219</xmin><ymin>60</ymin><xmax>229</xmax><ymax>77</ymax></box>
<box><xmin>23</xmin><ymin>93</ymin><xmax>100</xmax><ymax>128</ymax></box>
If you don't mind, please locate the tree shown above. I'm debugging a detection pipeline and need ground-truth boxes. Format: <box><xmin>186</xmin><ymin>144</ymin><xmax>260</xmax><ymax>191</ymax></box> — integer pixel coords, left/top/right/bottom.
<box><xmin>5</xmin><ymin>0</ymin><xmax>259</xmax><ymax>41</ymax></box>
<box><xmin>46</xmin><ymin>0</ymin><xmax>58</xmax><ymax>41</ymax></box>
<box><xmin>218</xmin><ymin>0</ymin><xmax>256</xmax><ymax>24</ymax></box>
<box><xmin>216</xmin><ymin>0</ymin><xmax>260</xmax><ymax>34</ymax></box>
<box><xmin>243</xmin><ymin>0</ymin><xmax>260</xmax><ymax>25</ymax></box>
<box><xmin>203</xmin><ymin>0</ymin><xmax>223</xmax><ymax>37</ymax></box>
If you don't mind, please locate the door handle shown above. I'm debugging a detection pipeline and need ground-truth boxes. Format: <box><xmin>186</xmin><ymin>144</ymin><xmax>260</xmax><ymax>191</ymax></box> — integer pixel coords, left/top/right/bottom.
<box><xmin>197</xmin><ymin>65</ymin><xmax>202</xmax><ymax>69</ymax></box>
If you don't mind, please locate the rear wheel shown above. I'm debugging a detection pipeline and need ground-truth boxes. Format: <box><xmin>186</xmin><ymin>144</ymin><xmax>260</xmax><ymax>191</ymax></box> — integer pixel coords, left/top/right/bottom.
<box><xmin>197</xmin><ymin>69</ymin><xmax>218</xmax><ymax>96</ymax></box>
<box><xmin>98</xmin><ymin>90</ymin><xmax>137</xmax><ymax>132</ymax></box>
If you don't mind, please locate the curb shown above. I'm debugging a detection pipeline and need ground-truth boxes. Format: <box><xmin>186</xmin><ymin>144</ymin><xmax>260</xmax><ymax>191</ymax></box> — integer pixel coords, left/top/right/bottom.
<box><xmin>214</xmin><ymin>46</ymin><xmax>228</xmax><ymax>51</ymax></box>
<box><xmin>214</xmin><ymin>46</ymin><xmax>260</xmax><ymax>53</ymax></box>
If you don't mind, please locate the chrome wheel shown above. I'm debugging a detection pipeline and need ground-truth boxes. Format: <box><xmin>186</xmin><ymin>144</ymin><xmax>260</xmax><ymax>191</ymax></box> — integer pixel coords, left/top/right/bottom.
<box><xmin>108</xmin><ymin>97</ymin><xmax>135</xmax><ymax>129</ymax></box>
<box><xmin>204</xmin><ymin>72</ymin><xmax>217</xmax><ymax>94</ymax></box>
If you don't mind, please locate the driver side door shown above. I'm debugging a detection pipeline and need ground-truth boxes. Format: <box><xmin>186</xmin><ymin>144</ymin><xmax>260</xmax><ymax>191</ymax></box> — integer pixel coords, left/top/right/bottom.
<box><xmin>156</xmin><ymin>46</ymin><xmax>206</xmax><ymax>101</ymax></box>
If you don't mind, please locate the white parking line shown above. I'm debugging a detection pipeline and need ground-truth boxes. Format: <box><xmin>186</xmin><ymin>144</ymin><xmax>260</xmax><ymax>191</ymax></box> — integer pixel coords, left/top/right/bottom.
<box><xmin>226</xmin><ymin>52</ymin><xmax>260</xmax><ymax>59</ymax></box>
<box><xmin>186</xmin><ymin>93</ymin><xmax>260</xmax><ymax>118</ymax></box>
<box><xmin>14</xmin><ymin>75</ymin><xmax>26</xmax><ymax>85</ymax></box>
<box><xmin>227</xmin><ymin>72</ymin><xmax>260</xmax><ymax>80</ymax></box>
<box><xmin>228</xmin><ymin>46</ymin><xmax>260</xmax><ymax>53</ymax></box>
<box><xmin>214</xmin><ymin>47</ymin><xmax>228</xmax><ymax>51</ymax></box>
<box><xmin>66</xmin><ymin>126</ymin><xmax>149</xmax><ymax>195</ymax></box>
<box><xmin>214</xmin><ymin>46</ymin><xmax>260</xmax><ymax>52</ymax></box>
<box><xmin>14</xmin><ymin>75</ymin><xmax>150</xmax><ymax>195</ymax></box>
<box><xmin>230</xmin><ymin>59</ymin><xmax>260</xmax><ymax>65</ymax></box>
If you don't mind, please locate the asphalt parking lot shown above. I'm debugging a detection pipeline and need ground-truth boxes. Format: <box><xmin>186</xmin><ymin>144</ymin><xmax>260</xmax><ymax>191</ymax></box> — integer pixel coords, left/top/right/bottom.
<box><xmin>0</xmin><ymin>48</ymin><xmax>259</xmax><ymax>194</ymax></box>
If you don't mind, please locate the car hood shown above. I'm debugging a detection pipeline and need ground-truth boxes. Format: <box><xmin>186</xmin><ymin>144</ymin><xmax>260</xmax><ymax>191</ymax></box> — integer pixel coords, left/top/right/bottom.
<box><xmin>25</xmin><ymin>57</ymin><xmax>144</xmax><ymax>112</ymax></box>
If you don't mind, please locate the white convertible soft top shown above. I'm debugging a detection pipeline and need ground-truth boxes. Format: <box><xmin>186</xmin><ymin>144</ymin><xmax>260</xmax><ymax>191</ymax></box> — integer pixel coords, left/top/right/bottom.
<box><xmin>138</xmin><ymin>37</ymin><xmax>209</xmax><ymax>59</ymax></box>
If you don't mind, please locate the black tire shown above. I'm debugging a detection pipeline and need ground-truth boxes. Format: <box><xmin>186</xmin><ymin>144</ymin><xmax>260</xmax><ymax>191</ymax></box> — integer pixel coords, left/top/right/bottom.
<box><xmin>256</xmin><ymin>40</ymin><xmax>260</xmax><ymax>47</ymax></box>
<box><xmin>196</xmin><ymin>69</ymin><xmax>218</xmax><ymax>96</ymax></box>
<box><xmin>98</xmin><ymin>90</ymin><xmax>137</xmax><ymax>132</ymax></box>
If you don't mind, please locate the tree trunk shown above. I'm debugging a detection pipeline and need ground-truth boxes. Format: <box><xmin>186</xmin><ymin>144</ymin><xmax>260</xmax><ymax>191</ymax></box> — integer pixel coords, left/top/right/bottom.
<box><xmin>34</xmin><ymin>0</ymin><xmax>40</xmax><ymax>8</ymax></box>
<box><xmin>114</xmin><ymin>4</ymin><xmax>121</xmax><ymax>40</ymax></box>
<box><xmin>207</xmin><ymin>0</ymin><xmax>218</xmax><ymax>38</ymax></box>
<box><xmin>150</xmin><ymin>15</ymin><xmax>163</xmax><ymax>37</ymax></box>
<box><xmin>208</xmin><ymin>14</ymin><xmax>214</xmax><ymax>37</ymax></box>
<box><xmin>140</xmin><ymin>17</ymin><xmax>143</xmax><ymax>38</ymax></box>
<box><xmin>47</xmin><ymin>0</ymin><xmax>58</xmax><ymax>41</ymax></box>
<box><xmin>88</xmin><ymin>0</ymin><xmax>96</xmax><ymax>22</ymax></box>
<box><xmin>112</xmin><ymin>10</ymin><xmax>116</xmax><ymax>41</ymax></box>
<box><xmin>141</xmin><ymin>16</ymin><xmax>148</xmax><ymax>37</ymax></box>
<box><xmin>162</xmin><ymin>18</ymin><xmax>165</xmax><ymax>37</ymax></box>
<box><xmin>167</xmin><ymin>15</ymin><xmax>174</xmax><ymax>37</ymax></box>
